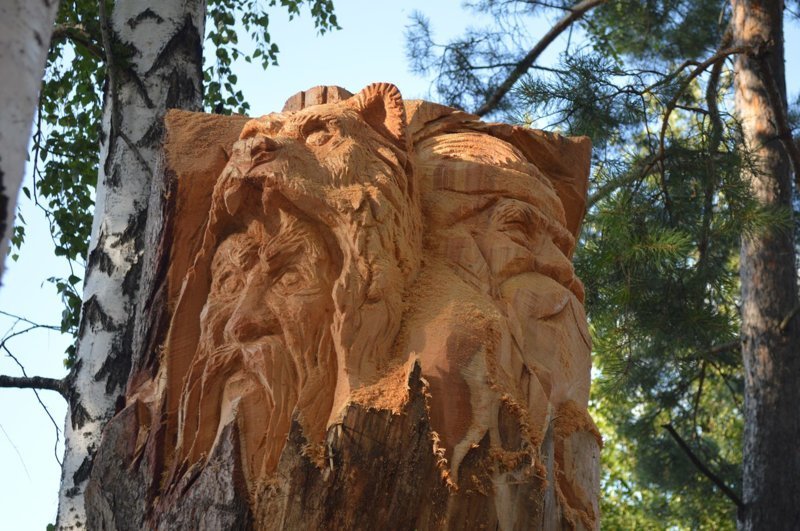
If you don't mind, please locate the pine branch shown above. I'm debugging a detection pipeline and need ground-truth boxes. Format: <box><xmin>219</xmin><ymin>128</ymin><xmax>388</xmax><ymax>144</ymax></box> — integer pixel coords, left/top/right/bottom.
<box><xmin>0</xmin><ymin>374</ymin><xmax>67</xmax><ymax>397</ymax></box>
<box><xmin>657</xmin><ymin>45</ymin><xmax>748</xmax><ymax>170</ymax></box>
<box><xmin>662</xmin><ymin>423</ymin><xmax>744</xmax><ymax>510</ymax></box>
<box><xmin>589</xmin><ymin>45</ymin><xmax>745</xmax><ymax>210</ymax></box>
<box><xmin>474</xmin><ymin>0</ymin><xmax>608</xmax><ymax>116</ymax></box>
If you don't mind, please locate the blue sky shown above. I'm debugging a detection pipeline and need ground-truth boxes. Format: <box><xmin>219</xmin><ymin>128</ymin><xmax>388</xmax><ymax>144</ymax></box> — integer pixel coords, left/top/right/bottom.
<box><xmin>0</xmin><ymin>2</ymin><xmax>798</xmax><ymax>529</ymax></box>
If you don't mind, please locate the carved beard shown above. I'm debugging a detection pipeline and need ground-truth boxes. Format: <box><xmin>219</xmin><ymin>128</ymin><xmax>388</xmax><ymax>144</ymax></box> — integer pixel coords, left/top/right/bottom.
<box><xmin>178</xmin><ymin>326</ymin><xmax>337</xmax><ymax>483</ymax></box>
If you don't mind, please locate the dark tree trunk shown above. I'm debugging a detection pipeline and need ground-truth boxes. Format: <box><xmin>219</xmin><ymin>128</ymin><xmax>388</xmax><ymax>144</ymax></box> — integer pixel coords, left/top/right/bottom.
<box><xmin>732</xmin><ymin>1</ymin><xmax>800</xmax><ymax>529</ymax></box>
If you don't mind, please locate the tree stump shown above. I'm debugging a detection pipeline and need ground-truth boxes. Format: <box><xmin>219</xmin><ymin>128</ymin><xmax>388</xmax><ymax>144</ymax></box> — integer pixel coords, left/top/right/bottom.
<box><xmin>86</xmin><ymin>83</ymin><xmax>600</xmax><ymax>530</ymax></box>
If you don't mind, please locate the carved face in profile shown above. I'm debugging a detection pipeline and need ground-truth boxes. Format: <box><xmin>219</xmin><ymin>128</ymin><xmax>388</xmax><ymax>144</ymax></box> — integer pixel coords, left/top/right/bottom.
<box><xmin>407</xmin><ymin>128</ymin><xmax>593</xmax><ymax>488</ymax></box>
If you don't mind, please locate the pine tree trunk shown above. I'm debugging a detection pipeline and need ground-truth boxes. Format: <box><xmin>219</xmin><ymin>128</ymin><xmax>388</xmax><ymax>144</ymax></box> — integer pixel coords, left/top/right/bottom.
<box><xmin>0</xmin><ymin>0</ymin><xmax>60</xmax><ymax>281</ymax></box>
<box><xmin>732</xmin><ymin>1</ymin><xmax>800</xmax><ymax>528</ymax></box>
<box><xmin>56</xmin><ymin>1</ymin><xmax>205</xmax><ymax>528</ymax></box>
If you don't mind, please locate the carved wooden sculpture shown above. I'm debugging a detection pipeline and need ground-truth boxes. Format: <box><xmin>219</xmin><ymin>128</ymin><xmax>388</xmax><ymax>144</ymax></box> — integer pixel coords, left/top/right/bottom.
<box><xmin>86</xmin><ymin>83</ymin><xmax>600</xmax><ymax>530</ymax></box>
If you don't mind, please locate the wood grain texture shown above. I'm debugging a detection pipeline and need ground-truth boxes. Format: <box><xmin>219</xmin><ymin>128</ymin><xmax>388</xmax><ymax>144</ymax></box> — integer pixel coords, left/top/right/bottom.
<box><xmin>87</xmin><ymin>83</ymin><xmax>599</xmax><ymax>530</ymax></box>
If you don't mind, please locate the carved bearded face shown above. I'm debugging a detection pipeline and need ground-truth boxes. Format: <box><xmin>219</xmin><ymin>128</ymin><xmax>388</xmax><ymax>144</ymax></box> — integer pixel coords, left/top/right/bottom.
<box><xmin>407</xmin><ymin>129</ymin><xmax>592</xmax><ymax>476</ymax></box>
<box><xmin>177</xmin><ymin>211</ymin><xmax>339</xmax><ymax>480</ymax></box>
<box><xmin>167</xmin><ymin>83</ymin><xmax>420</xmax><ymax>486</ymax></box>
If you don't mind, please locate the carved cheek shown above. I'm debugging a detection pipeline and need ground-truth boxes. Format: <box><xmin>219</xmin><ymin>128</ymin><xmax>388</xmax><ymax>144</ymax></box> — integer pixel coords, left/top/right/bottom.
<box><xmin>269</xmin><ymin>276</ymin><xmax>334</xmax><ymax>352</ymax></box>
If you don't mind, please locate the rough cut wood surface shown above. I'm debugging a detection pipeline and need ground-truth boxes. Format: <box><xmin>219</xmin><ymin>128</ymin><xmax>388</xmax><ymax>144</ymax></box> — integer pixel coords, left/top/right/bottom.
<box><xmin>86</xmin><ymin>83</ymin><xmax>600</xmax><ymax>530</ymax></box>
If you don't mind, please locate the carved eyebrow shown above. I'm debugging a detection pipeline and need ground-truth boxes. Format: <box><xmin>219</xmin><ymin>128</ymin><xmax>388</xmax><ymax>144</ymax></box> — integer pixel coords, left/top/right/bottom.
<box><xmin>297</xmin><ymin>114</ymin><xmax>332</xmax><ymax>135</ymax></box>
<box><xmin>239</xmin><ymin>117</ymin><xmax>284</xmax><ymax>139</ymax></box>
<box><xmin>259</xmin><ymin>228</ymin><xmax>306</xmax><ymax>273</ymax></box>
<box><xmin>492</xmin><ymin>202</ymin><xmax>532</xmax><ymax>227</ymax></box>
<box><xmin>490</xmin><ymin>199</ymin><xmax>576</xmax><ymax>255</ymax></box>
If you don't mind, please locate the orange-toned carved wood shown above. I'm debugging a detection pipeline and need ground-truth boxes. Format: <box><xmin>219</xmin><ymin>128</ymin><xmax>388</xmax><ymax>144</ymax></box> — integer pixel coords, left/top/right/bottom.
<box><xmin>87</xmin><ymin>83</ymin><xmax>600</xmax><ymax>531</ymax></box>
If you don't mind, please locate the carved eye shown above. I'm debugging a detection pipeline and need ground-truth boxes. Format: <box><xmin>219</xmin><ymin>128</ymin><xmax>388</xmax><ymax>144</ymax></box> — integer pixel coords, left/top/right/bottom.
<box><xmin>277</xmin><ymin>267</ymin><xmax>303</xmax><ymax>289</ymax></box>
<box><xmin>213</xmin><ymin>269</ymin><xmax>244</xmax><ymax>294</ymax></box>
<box><xmin>495</xmin><ymin>207</ymin><xmax>533</xmax><ymax>247</ymax></box>
<box><xmin>306</xmin><ymin>129</ymin><xmax>332</xmax><ymax>147</ymax></box>
<box><xmin>303</xmin><ymin>119</ymin><xmax>334</xmax><ymax>147</ymax></box>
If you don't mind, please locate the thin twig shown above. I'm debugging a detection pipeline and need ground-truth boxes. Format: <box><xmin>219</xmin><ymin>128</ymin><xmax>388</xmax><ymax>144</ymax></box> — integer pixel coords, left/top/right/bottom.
<box><xmin>779</xmin><ymin>303</ymin><xmax>800</xmax><ymax>332</ymax></box>
<box><xmin>710</xmin><ymin>339</ymin><xmax>739</xmax><ymax>354</ymax></box>
<box><xmin>0</xmin><ymin>310</ymin><xmax>60</xmax><ymax>331</ymax></box>
<box><xmin>705</xmin><ymin>359</ymin><xmax>743</xmax><ymax>411</ymax></box>
<box><xmin>691</xmin><ymin>361</ymin><xmax>706</xmax><ymax>435</ymax></box>
<box><xmin>0</xmin><ymin>423</ymin><xmax>32</xmax><ymax>481</ymax></box>
<box><xmin>698</xmin><ymin>56</ymin><xmax>725</xmax><ymax>269</ymax></box>
<box><xmin>474</xmin><ymin>0</ymin><xmax>608</xmax><ymax>116</ymax></box>
<box><xmin>1</xmin><ymin>346</ymin><xmax>64</xmax><ymax>465</ymax></box>
<box><xmin>662</xmin><ymin>423</ymin><xmax>744</xmax><ymax>510</ymax></box>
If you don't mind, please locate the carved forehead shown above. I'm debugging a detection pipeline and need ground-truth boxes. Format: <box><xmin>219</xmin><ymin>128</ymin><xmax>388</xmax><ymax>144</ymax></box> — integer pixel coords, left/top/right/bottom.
<box><xmin>211</xmin><ymin>215</ymin><xmax>325</xmax><ymax>268</ymax></box>
<box><xmin>239</xmin><ymin>103</ymin><xmax>361</xmax><ymax>139</ymax></box>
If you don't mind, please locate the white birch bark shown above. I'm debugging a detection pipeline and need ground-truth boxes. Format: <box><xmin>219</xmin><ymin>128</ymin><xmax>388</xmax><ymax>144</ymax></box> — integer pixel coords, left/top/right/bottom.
<box><xmin>0</xmin><ymin>0</ymin><xmax>60</xmax><ymax>282</ymax></box>
<box><xmin>57</xmin><ymin>1</ymin><xmax>205</xmax><ymax>528</ymax></box>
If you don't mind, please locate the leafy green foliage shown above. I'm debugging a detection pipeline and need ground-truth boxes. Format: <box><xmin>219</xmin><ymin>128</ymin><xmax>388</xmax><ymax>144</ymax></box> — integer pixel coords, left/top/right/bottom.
<box><xmin>205</xmin><ymin>0</ymin><xmax>339</xmax><ymax>114</ymax></box>
<box><xmin>32</xmin><ymin>0</ymin><xmax>103</xmax><ymax>360</ymax></box>
<box><xmin>12</xmin><ymin>0</ymin><xmax>339</xmax><ymax>366</ymax></box>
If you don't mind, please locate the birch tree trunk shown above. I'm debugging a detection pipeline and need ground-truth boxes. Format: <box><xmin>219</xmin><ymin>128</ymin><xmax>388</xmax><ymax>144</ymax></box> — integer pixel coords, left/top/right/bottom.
<box><xmin>0</xmin><ymin>0</ymin><xmax>60</xmax><ymax>282</ymax></box>
<box><xmin>56</xmin><ymin>1</ymin><xmax>205</xmax><ymax>528</ymax></box>
<box><xmin>732</xmin><ymin>1</ymin><xmax>800</xmax><ymax>528</ymax></box>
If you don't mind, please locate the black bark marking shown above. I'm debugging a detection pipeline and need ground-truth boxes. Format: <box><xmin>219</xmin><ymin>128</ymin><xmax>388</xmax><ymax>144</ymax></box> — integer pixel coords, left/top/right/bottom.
<box><xmin>120</xmin><ymin>207</ymin><xmax>148</xmax><ymax>297</ymax></box>
<box><xmin>66</xmin><ymin>361</ymin><xmax>92</xmax><ymax>429</ymax></box>
<box><xmin>95</xmin><ymin>313</ymin><xmax>134</xmax><ymax>394</ymax></box>
<box><xmin>127</xmin><ymin>8</ymin><xmax>164</xmax><ymax>29</ymax></box>
<box><xmin>77</xmin><ymin>295</ymin><xmax>118</xmax><ymax>340</ymax></box>
<box><xmin>86</xmin><ymin>234</ymin><xmax>116</xmax><ymax>278</ymax></box>
<box><xmin>105</xmin><ymin>164</ymin><xmax>122</xmax><ymax>189</ymax></box>
<box><xmin>146</xmin><ymin>16</ymin><xmax>202</xmax><ymax>83</ymax></box>
<box><xmin>138</xmin><ymin>119</ymin><xmax>165</xmax><ymax>150</ymax></box>
<box><xmin>118</xmin><ymin>65</ymin><xmax>155</xmax><ymax>109</ymax></box>
<box><xmin>73</xmin><ymin>452</ymin><xmax>95</xmax><ymax>485</ymax></box>
<box><xmin>165</xmin><ymin>68</ymin><xmax>200</xmax><ymax>112</ymax></box>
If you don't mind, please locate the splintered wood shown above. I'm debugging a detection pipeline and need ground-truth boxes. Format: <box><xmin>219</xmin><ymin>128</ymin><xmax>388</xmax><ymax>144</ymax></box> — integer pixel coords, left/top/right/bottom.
<box><xmin>86</xmin><ymin>83</ymin><xmax>600</xmax><ymax>530</ymax></box>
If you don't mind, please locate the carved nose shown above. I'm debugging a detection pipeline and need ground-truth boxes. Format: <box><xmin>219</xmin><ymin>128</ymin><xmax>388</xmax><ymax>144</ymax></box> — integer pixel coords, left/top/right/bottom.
<box><xmin>231</xmin><ymin>136</ymin><xmax>280</xmax><ymax>173</ymax></box>
<box><xmin>224</xmin><ymin>275</ymin><xmax>281</xmax><ymax>343</ymax></box>
<box><xmin>250</xmin><ymin>135</ymin><xmax>279</xmax><ymax>157</ymax></box>
<box><xmin>226</xmin><ymin>303</ymin><xmax>281</xmax><ymax>343</ymax></box>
